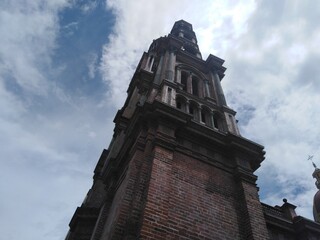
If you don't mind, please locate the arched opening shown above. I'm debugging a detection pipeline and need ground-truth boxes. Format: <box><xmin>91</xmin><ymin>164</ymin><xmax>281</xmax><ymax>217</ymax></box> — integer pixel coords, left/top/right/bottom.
<box><xmin>184</xmin><ymin>34</ymin><xmax>193</xmax><ymax>41</ymax></box>
<box><xmin>167</xmin><ymin>88</ymin><xmax>172</xmax><ymax>105</ymax></box>
<box><xmin>176</xmin><ymin>66</ymin><xmax>207</xmax><ymax>98</ymax></box>
<box><xmin>177</xmin><ymin>101</ymin><xmax>182</xmax><ymax>109</ymax></box>
<box><xmin>184</xmin><ymin>45</ymin><xmax>197</xmax><ymax>56</ymax></box>
<box><xmin>213</xmin><ymin>118</ymin><xmax>219</xmax><ymax>129</ymax></box>
<box><xmin>189</xmin><ymin>101</ymin><xmax>199</xmax><ymax>121</ymax></box>
<box><xmin>192</xmin><ymin>76</ymin><xmax>199</xmax><ymax>96</ymax></box>
<box><xmin>201</xmin><ymin>111</ymin><xmax>206</xmax><ymax>124</ymax></box>
<box><xmin>176</xmin><ymin>95</ymin><xmax>187</xmax><ymax>112</ymax></box>
<box><xmin>189</xmin><ymin>105</ymin><xmax>194</xmax><ymax>115</ymax></box>
<box><xmin>147</xmin><ymin>55</ymin><xmax>154</xmax><ymax>71</ymax></box>
<box><xmin>212</xmin><ymin>112</ymin><xmax>223</xmax><ymax>130</ymax></box>
<box><xmin>201</xmin><ymin>107</ymin><xmax>211</xmax><ymax>127</ymax></box>
<box><xmin>181</xmin><ymin>71</ymin><xmax>188</xmax><ymax>91</ymax></box>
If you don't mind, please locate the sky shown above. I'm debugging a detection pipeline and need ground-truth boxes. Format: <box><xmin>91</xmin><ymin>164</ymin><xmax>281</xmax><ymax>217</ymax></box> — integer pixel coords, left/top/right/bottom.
<box><xmin>1</xmin><ymin>0</ymin><xmax>320</xmax><ymax>239</ymax></box>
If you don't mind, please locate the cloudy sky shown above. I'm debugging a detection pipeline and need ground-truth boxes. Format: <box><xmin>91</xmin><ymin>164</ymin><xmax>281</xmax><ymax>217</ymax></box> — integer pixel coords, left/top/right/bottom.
<box><xmin>1</xmin><ymin>0</ymin><xmax>320</xmax><ymax>239</ymax></box>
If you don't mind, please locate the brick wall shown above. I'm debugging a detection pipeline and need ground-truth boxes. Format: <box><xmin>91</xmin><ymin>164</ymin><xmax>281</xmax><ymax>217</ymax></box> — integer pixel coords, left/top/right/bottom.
<box><xmin>140</xmin><ymin>146</ymin><xmax>242</xmax><ymax>239</ymax></box>
<box><xmin>98</xmin><ymin>132</ymin><xmax>155</xmax><ymax>240</ymax></box>
<box><xmin>94</xmin><ymin>138</ymin><xmax>269</xmax><ymax>239</ymax></box>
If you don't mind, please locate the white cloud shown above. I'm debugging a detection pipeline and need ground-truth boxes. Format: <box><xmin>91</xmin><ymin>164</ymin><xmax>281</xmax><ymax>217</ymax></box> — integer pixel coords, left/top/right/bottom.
<box><xmin>0</xmin><ymin>1</ymin><xmax>116</xmax><ymax>239</ymax></box>
<box><xmin>87</xmin><ymin>52</ymin><xmax>98</xmax><ymax>79</ymax></box>
<box><xmin>222</xmin><ymin>0</ymin><xmax>320</xmax><ymax>219</ymax></box>
<box><xmin>0</xmin><ymin>89</ymin><xmax>115</xmax><ymax>239</ymax></box>
<box><xmin>0</xmin><ymin>0</ymin><xmax>70</xmax><ymax>95</ymax></box>
<box><xmin>80</xmin><ymin>0</ymin><xmax>98</xmax><ymax>13</ymax></box>
<box><xmin>101</xmin><ymin>0</ymin><xmax>255</xmax><ymax>107</ymax></box>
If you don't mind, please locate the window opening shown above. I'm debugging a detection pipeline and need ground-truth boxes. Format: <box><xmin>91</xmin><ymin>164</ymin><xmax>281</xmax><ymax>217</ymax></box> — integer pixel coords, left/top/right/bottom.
<box><xmin>184</xmin><ymin>45</ymin><xmax>197</xmax><ymax>55</ymax></box>
<box><xmin>184</xmin><ymin>34</ymin><xmax>192</xmax><ymax>41</ymax></box>
<box><xmin>167</xmin><ymin>88</ymin><xmax>172</xmax><ymax>104</ymax></box>
<box><xmin>177</xmin><ymin>101</ymin><xmax>182</xmax><ymax>109</ymax></box>
<box><xmin>189</xmin><ymin>105</ymin><xmax>194</xmax><ymax>115</ymax></box>
<box><xmin>201</xmin><ymin>111</ymin><xmax>206</xmax><ymax>124</ymax></box>
<box><xmin>147</xmin><ymin>55</ymin><xmax>154</xmax><ymax>71</ymax></box>
<box><xmin>213</xmin><ymin>117</ymin><xmax>219</xmax><ymax>129</ymax></box>
<box><xmin>192</xmin><ymin>76</ymin><xmax>199</xmax><ymax>96</ymax></box>
<box><xmin>181</xmin><ymin>71</ymin><xmax>188</xmax><ymax>91</ymax></box>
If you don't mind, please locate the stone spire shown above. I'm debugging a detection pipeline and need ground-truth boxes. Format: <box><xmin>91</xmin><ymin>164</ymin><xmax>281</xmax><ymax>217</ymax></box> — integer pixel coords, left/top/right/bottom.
<box><xmin>170</xmin><ymin>20</ymin><xmax>202</xmax><ymax>59</ymax></box>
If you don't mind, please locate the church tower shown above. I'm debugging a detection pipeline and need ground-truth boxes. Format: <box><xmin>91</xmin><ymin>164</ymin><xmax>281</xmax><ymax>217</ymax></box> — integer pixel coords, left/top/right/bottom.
<box><xmin>66</xmin><ymin>20</ymin><xmax>270</xmax><ymax>240</ymax></box>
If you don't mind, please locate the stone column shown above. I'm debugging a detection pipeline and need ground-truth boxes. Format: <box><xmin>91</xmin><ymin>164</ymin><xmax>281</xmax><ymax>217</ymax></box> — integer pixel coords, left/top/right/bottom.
<box><xmin>198</xmin><ymin>78</ymin><xmax>204</xmax><ymax>98</ymax></box>
<box><xmin>185</xmin><ymin>101</ymin><xmax>190</xmax><ymax>114</ymax></box>
<box><xmin>165</xmin><ymin>49</ymin><xmax>176</xmax><ymax>82</ymax></box>
<box><xmin>204</xmin><ymin>79</ymin><xmax>210</xmax><ymax>98</ymax></box>
<box><xmin>212</xmin><ymin>112</ymin><xmax>218</xmax><ymax>129</ymax></box>
<box><xmin>195</xmin><ymin>105</ymin><xmax>201</xmax><ymax>122</ymax></box>
<box><xmin>212</xmin><ymin>72</ymin><xmax>227</xmax><ymax>106</ymax></box>
<box><xmin>225</xmin><ymin>113</ymin><xmax>240</xmax><ymax>135</ymax></box>
<box><xmin>154</xmin><ymin>54</ymin><xmax>164</xmax><ymax>85</ymax></box>
<box><xmin>187</xmin><ymin>72</ymin><xmax>192</xmax><ymax>94</ymax></box>
<box><xmin>176</xmin><ymin>67</ymin><xmax>181</xmax><ymax>83</ymax></box>
<box><xmin>146</xmin><ymin>55</ymin><xmax>154</xmax><ymax>71</ymax></box>
<box><xmin>208</xmin><ymin>111</ymin><xmax>214</xmax><ymax>128</ymax></box>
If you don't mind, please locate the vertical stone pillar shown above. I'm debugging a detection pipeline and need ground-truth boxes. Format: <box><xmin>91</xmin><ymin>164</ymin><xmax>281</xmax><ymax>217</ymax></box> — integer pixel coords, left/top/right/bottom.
<box><xmin>187</xmin><ymin>72</ymin><xmax>192</xmax><ymax>94</ymax></box>
<box><xmin>146</xmin><ymin>55</ymin><xmax>154</xmax><ymax>71</ymax></box>
<box><xmin>212</xmin><ymin>72</ymin><xmax>227</xmax><ymax>106</ymax></box>
<box><xmin>225</xmin><ymin>113</ymin><xmax>240</xmax><ymax>135</ymax></box>
<box><xmin>154</xmin><ymin>54</ymin><xmax>164</xmax><ymax>85</ymax></box>
<box><xmin>198</xmin><ymin>78</ymin><xmax>204</xmax><ymax>98</ymax></box>
<box><xmin>176</xmin><ymin>67</ymin><xmax>181</xmax><ymax>83</ymax></box>
<box><xmin>209</xmin><ymin>111</ymin><xmax>214</xmax><ymax>128</ymax></box>
<box><xmin>185</xmin><ymin>101</ymin><xmax>190</xmax><ymax>114</ymax></box>
<box><xmin>204</xmin><ymin>79</ymin><xmax>211</xmax><ymax>98</ymax></box>
<box><xmin>212</xmin><ymin>112</ymin><xmax>218</xmax><ymax>129</ymax></box>
<box><xmin>195</xmin><ymin>105</ymin><xmax>201</xmax><ymax>122</ymax></box>
<box><xmin>165</xmin><ymin>49</ymin><xmax>176</xmax><ymax>82</ymax></box>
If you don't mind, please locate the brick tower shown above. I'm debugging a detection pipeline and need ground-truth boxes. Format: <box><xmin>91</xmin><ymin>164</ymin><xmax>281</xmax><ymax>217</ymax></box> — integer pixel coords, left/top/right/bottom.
<box><xmin>66</xmin><ymin>20</ymin><xmax>270</xmax><ymax>240</ymax></box>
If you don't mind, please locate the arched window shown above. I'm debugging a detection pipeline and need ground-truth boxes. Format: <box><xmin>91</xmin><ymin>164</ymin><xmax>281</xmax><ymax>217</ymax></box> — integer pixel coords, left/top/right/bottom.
<box><xmin>213</xmin><ymin>118</ymin><xmax>219</xmax><ymax>129</ymax></box>
<box><xmin>146</xmin><ymin>55</ymin><xmax>154</xmax><ymax>71</ymax></box>
<box><xmin>184</xmin><ymin>45</ymin><xmax>197</xmax><ymax>56</ymax></box>
<box><xmin>184</xmin><ymin>34</ymin><xmax>193</xmax><ymax>41</ymax></box>
<box><xmin>212</xmin><ymin>112</ymin><xmax>223</xmax><ymax>130</ymax></box>
<box><xmin>201</xmin><ymin>107</ymin><xmax>211</xmax><ymax>127</ymax></box>
<box><xmin>176</xmin><ymin>95</ymin><xmax>187</xmax><ymax>112</ymax></box>
<box><xmin>177</xmin><ymin>101</ymin><xmax>182</xmax><ymax>109</ymax></box>
<box><xmin>201</xmin><ymin>111</ymin><xmax>206</xmax><ymax>124</ymax></box>
<box><xmin>189</xmin><ymin>105</ymin><xmax>194</xmax><ymax>115</ymax></box>
<box><xmin>176</xmin><ymin>66</ymin><xmax>208</xmax><ymax>98</ymax></box>
<box><xmin>189</xmin><ymin>101</ymin><xmax>199</xmax><ymax>121</ymax></box>
<box><xmin>192</xmin><ymin>76</ymin><xmax>199</xmax><ymax>96</ymax></box>
<box><xmin>181</xmin><ymin>71</ymin><xmax>188</xmax><ymax>91</ymax></box>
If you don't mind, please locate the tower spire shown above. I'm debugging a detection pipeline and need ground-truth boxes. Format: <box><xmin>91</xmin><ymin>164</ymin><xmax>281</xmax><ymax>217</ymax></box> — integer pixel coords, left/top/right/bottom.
<box><xmin>170</xmin><ymin>20</ymin><xmax>202</xmax><ymax>59</ymax></box>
